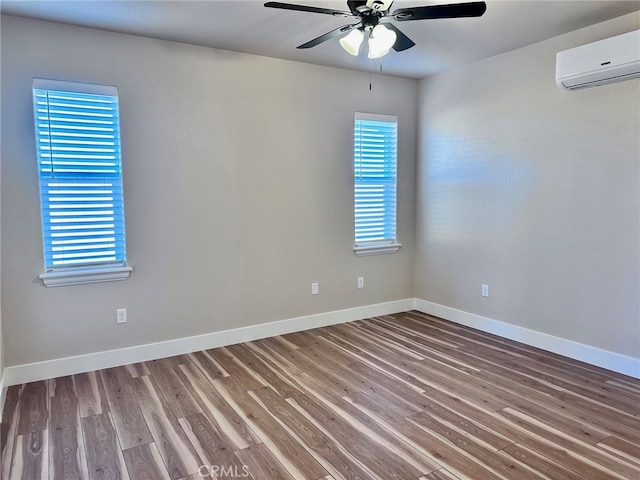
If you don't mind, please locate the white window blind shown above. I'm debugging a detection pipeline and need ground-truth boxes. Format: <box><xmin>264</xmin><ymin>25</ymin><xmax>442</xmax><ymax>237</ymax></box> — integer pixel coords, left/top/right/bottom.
<box><xmin>33</xmin><ymin>79</ymin><xmax>127</xmax><ymax>272</ymax></box>
<box><xmin>354</xmin><ymin>113</ymin><xmax>398</xmax><ymax>251</ymax></box>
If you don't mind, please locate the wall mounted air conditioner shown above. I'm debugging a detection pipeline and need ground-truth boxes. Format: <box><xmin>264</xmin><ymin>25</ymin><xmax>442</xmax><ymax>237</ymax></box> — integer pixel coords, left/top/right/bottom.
<box><xmin>556</xmin><ymin>29</ymin><xmax>640</xmax><ymax>90</ymax></box>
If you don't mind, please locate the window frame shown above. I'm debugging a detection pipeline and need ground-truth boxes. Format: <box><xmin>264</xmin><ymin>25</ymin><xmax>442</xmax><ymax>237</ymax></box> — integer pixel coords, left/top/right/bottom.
<box><xmin>33</xmin><ymin>78</ymin><xmax>131</xmax><ymax>287</ymax></box>
<box><xmin>353</xmin><ymin>112</ymin><xmax>401</xmax><ymax>256</ymax></box>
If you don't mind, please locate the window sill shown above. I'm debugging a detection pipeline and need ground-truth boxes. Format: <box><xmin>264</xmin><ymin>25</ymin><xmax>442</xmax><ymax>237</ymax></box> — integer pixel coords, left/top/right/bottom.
<box><xmin>354</xmin><ymin>242</ymin><xmax>402</xmax><ymax>256</ymax></box>
<box><xmin>39</xmin><ymin>265</ymin><xmax>133</xmax><ymax>287</ymax></box>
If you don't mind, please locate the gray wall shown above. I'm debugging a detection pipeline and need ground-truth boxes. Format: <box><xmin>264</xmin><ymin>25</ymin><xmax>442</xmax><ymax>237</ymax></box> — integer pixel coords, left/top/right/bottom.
<box><xmin>415</xmin><ymin>12</ymin><xmax>640</xmax><ymax>358</ymax></box>
<box><xmin>1</xmin><ymin>15</ymin><xmax>417</xmax><ymax>366</ymax></box>
<box><xmin>0</xmin><ymin>96</ymin><xmax>2</xmax><ymax>381</ymax></box>
<box><xmin>2</xmin><ymin>11</ymin><xmax>637</xmax><ymax>370</ymax></box>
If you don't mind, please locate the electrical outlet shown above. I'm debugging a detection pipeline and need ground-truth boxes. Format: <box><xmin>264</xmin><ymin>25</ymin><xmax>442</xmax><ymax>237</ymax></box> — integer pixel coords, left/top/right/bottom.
<box><xmin>357</xmin><ymin>276</ymin><xmax>364</xmax><ymax>289</ymax></box>
<box><xmin>311</xmin><ymin>282</ymin><xmax>319</xmax><ymax>295</ymax></box>
<box><xmin>116</xmin><ymin>308</ymin><xmax>127</xmax><ymax>324</ymax></box>
<box><xmin>482</xmin><ymin>284</ymin><xmax>489</xmax><ymax>297</ymax></box>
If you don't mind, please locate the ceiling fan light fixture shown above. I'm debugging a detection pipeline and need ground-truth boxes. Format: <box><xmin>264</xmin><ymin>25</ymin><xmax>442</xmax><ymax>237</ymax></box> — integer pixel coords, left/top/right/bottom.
<box><xmin>339</xmin><ymin>28</ymin><xmax>364</xmax><ymax>56</ymax></box>
<box><xmin>368</xmin><ymin>47</ymin><xmax>390</xmax><ymax>59</ymax></box>
<box><xmin>265</xmin><ymin>1</ymin><xmax>487</xmax><ymax>58</ymax></box>
<box><xmin>368</xmin><ymin>24</ymin><xmax>397</xmax><ymax>59</ymax></box>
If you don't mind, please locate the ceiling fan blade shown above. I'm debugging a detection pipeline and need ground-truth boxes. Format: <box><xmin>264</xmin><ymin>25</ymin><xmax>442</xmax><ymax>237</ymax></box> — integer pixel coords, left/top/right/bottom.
<box><xmin>264</xmin><ymin>2</ymin><xmax>354</xmax><ymax>17</ymax></box>
<box><xmin>392</xmin><ymin>1</ymin><xmax>486</xmax><ymax>21</ymax></box>
<box><xmin>297</xmin><ymin>23</ymin><xmax>360</xmax><ymax>49</ymax></box>
<box><xmin>382</xmin><ymin>22</ymin><xmax>416</xmax><ymax>51</ymax></box>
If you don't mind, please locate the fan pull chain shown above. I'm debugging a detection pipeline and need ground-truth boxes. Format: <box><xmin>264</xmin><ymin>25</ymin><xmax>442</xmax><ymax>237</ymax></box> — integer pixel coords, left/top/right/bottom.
<box><xmin>369</xmin><ymin>61</ymin><xmax>383</xmax><ymax>91</ymax></box>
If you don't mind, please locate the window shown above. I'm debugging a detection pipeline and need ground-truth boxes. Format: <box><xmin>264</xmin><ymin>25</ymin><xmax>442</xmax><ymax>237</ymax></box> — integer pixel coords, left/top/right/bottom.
<box><xmin>33</xmin><ymin>79</ymin><xmax>131</xmax><ymax>287</ymax></box>
<box><xmin>353</xmin><ymin>112</ymin><xmax>401</xmax><ymax>256</ymax></box>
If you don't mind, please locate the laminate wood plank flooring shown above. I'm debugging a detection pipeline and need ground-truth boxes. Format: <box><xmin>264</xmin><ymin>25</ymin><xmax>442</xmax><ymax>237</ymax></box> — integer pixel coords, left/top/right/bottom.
<box><xmin>9</xmin><ymin>431</ymin><xmax>49</xmax><ymax>479</ymax></box>
<box><xmin>73</xmin><ymin>372</ymin><xmax>109</xmax><ymax>419</ymax></box>
<box><xmin>122</xmin><ymin>443</ymin><xmax>171</xmax><ymax>480</ymax></box>
<box><xmin>49</xmin><ymin>376</ymin><xmax>88</xmax><ymax>480</ymax></box>
<box><xmin>2</xmin><ymin>311</ymin><xmax>639</xmax><ymax>479</ymax></box>
<box><xmin>1</xmin><ymin>385</ymin><xmax>21</xmax><ymax>480</ymax></box>
<box><xmin>16</xmin><ymin>381</ymin><xmax>48</xmax><ymax>435</ymax></box>
<box><xmin>234</xmin><ymin>443</ymin><xmax>294</xmax><ymax>480</ymax></box>
<box><xmin>175</xmin><ymin>362</ymin><xmax>261</xmax><ymax>451</ymax></box>
<box><xmin>98</xmin><ymin>368</ymin><xmax>153</xmax><ymax>451</ymax></box>
<box><xmin>128</xmin><ymin>376</ymin><xmax>201</xmax><ymax>479</ymax></box>
<box><xmin>212</xmin><ymin>376</ymin><xmax>327</xmax><ymax>479</ymax></box>
<box><xmin>144</xmin><ymin>359</ymin><xmax>202</xmax><ymax>419</ymax></box>
<box><xmin>81</xmin><ymin>412</ymin><xmax>129</xmax><ymax>480</ymax></box>
<box><xmin>178</xmin><ymin>412</ymin><xmax>246</xmax><ymax>478</ymax></box>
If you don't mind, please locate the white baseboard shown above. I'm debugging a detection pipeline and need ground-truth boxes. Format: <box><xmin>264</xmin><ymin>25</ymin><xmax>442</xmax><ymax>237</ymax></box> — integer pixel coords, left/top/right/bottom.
<box><xmin>3</xmin><ymin>298</ymin><xmax>415</xmax><ymax>386</ymax></box>
<box><xmin>3</xmin><ymin>296</ymin><xmax>638</xmax><ymax>387</ymax></box>
<box><xmin>415</xmin><ymin>298</ymin><xmax>640</xmax><ymax>379</ymax></box>
<box><xmin>0</xmin><ymin>369</ymin><xmax>6</xmax><ymax>417</ymax></box>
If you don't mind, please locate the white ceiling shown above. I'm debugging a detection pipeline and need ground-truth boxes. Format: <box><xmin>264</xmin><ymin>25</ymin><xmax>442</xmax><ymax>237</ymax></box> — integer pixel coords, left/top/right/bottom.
<box><xmin>2</xmin><ymin>0</ymin><xmax>639</xmax><ymax>78</ymax></box>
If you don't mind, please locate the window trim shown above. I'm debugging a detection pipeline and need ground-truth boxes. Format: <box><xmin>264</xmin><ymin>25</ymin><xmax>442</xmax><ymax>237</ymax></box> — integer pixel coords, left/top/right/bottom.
<box><xmin>33</xmin><ymin>78</ymin><xmax>131</xmax><ymax>286</ymax></box>
<box><xmin>353</xmin><ymin>112</ymin><xmax>401</xmax><ymax>256</ymax></box>
<box><xmin>353</xmin><ymin>241</ymin><xmax>402</xmax><ymax>256</ymax></box>
<box><xmin>39</xmin><ymin>265</ymin><xmax>133</xmax><ymax>288</ymax></box>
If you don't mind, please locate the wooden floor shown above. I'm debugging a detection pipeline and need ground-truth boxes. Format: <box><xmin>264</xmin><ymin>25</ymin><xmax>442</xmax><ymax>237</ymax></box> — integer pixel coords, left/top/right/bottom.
<box><xmin>1</xmin><ymin>311</ymin><xmax>639</xmax><ymax>480</ymax></box>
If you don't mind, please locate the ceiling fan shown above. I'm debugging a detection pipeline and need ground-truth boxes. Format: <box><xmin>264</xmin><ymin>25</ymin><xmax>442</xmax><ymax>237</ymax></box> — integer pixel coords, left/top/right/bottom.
<box><xmin>264</xmin><ymin>0</ymin><xmax>487</xmax><ymax>59</ymax></box>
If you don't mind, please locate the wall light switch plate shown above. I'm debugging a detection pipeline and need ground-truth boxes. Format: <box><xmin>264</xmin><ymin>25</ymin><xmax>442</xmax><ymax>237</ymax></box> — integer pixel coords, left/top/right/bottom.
<box><xmin>357</xmin><ymin>277</ymin><xmax>364</xmax><ymax>289</ymax></box>
<box><xmin>311</xmin><ymin>282</ymin><xmax>319</xmax><ymax>295</ymax></box>
<box><xmin>482</xmin><ymin>284</ymin><xmax>489</xmax><ymax>297</ymax></box>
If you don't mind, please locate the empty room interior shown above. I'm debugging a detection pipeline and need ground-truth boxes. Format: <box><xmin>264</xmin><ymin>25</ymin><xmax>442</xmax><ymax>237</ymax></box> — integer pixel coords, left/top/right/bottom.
<box><xmin>0</xmin><ymin>0</ymin><xmax>639</xmax><ymax>479</ymax></box>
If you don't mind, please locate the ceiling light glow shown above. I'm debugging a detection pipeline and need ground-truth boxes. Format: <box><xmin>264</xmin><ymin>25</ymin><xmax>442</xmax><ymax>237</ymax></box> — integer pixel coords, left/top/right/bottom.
<box><xmin>339</xmin><ymin>28</ymin><xmax>365</xmax><ymax>56</ymax></box>
<box><xmin>368</xmin><ymin>24</ymin><xmax>397</xmax><ymax>59</ymax></box>
<box><xmin>339</xmin><ymin>24</ymin><xmax>396</xmax><ymax>59</ymax></box>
